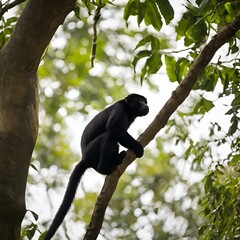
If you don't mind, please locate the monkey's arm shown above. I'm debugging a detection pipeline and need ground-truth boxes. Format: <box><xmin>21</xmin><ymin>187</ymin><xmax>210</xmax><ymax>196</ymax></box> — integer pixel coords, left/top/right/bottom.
<box><xmin>109</xmin><ymin>129</ymin><xmax>143</xmax><ymax>158</ymax></box>
<box><xmin>105</xmin><ymin>101</ymin><xmax>144</xmax><ymax>157</ymax></box>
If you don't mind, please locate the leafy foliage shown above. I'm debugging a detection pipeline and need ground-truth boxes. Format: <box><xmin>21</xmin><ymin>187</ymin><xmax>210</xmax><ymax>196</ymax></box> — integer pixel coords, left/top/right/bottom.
<box><xmin>200</xmin><ymin>161</ymin><xmax>240</xmax><ymax>239</ymax></box>
<box><xmin>124</xmin><ymin>0</ymin><xmax>174</xmax><ymax>30</ymax></box>
<box><xmin>133</xmin><ymin>35</ymin><xmax>163</xmax><ymax>83</ymax></box>
<box><xmin>0</xmin><ymin>16</ymin><xmax>18</xmax><ymax>48</ymax></box>
<box><xmin>21</xmin><ymin>210</ymin><xmax>41</xmax><ymax>240</ymax></box>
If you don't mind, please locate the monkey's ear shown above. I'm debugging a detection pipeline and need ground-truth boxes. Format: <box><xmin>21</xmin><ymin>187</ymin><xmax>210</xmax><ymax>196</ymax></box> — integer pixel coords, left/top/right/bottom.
<box><xmin>125</xmin><ymin>95</ymin><xmax>132</xmax><ymax>104</ymax></box>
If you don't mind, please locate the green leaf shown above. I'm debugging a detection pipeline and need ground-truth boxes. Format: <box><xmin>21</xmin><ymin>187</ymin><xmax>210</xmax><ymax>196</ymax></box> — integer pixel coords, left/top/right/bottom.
<box><xmin>194</xmin><ymin>66</ymin><xmax>218</xmax><ymax>91</ymax></box>
<box><xmin>5</xmin><ymin>17</ymin><xmax>18</xmax><ymax>26</ymax></box>
<box><xmin>165</xmin><ymin>56</ymin><xmax>189</xmax><ymax>83</ymax></box>
<box><xmin>132</xmin><ymin>50</ymin><xmax>151</xmax><ymax>72</ymax></box>
<box><xmin>27</xmin><ymin>224</ymin><xmax>37</xmax><ymax>239</ymax></box>
<box><xmin>151</xmin><ymin>36</ymin><xmax>161</xmax><ymax>50</ymax></box>
<box><xmin>30</xmin><ymin>163</ymin><xmax>39</xmax><ymax>172</ymax></box>
<box><xmin>232</xmin><ymin>95</ymin><xmax>240</xmax><ymax>109</ymax></box>
<box><xmin>202</xmin><ymin>98</ymin><xmax>214</xmax><ymax>112</ymax></box>
<box><xmin>0</xmin><ymin>32</ymin><xmax>6</xmax><ymax>48</ymax></box>
<box><xmin>21</xmin><ymin>223</ymin><xmax>38</xmax><ymax>240</ymax></box>
<box><xmin>196</xmin><ymin>0</ymin><xmax>210</xmax><ymax>12</ymax></box>
<box><xmin>134</xmin><ymin>50</ymin><xmax>152</xmax><ymax>59</ymax></box>
<box><xmin>28</xmin><ymin>209</ymin><xmax>39</xmax><ymax>221</ymax></box>
<box><xmin>134</xmin><ymin>35</ymin><xmax>160</xmax><ymax>51</ymax></box>
<box><xmin>231</xmin><ymin>44</ymin><xmax>239</xmax><ymax>54</ymax></box>
<box><xmin>228</xmin><ymin>154</ymin><xmax>240</xmax><ymax>166</ymax></box>
<box><xmin>124</xmin><ymin>0</ymin><xmax>137</xmax><ymax>21</ymax></box>
<box><xmin>145</xmin><ymin>52</ymin><xmax>162</xmax><ymax>75</ymax></box>
<box><xmin>192</xmin><ymin>98</ymin><xmax>214</xmax><ymax>115</ymax></box>
<box><xmin>204</xmin><ymin>172</ymin><xmax>214</xmax><ymax>192</ymax></box>
<box><xmin>156</xmin><ymin>0</ymin><xmax>174</xmax><ymax>24</ymax></box>
<box><xmin>82</xmin><ymin>0</ymin><xmax>91</xmax><ymax>13</ymax></box>
<box><xmin>74</xmin><ymin>4</ymin><xmax>81</xmax><ymax>20</ymax></box>
<box><xmin>139</xmin><ymin>52</ymin><xmax>162</xmax><ymax>83</ymax></box>
<box><xmin>144</xmin><ymin>1</ymin><xmax>162</xmax><ymax>31</ymax></box>
<box><xmin>165</xmin><ymin>55</ymin><xmax>177</xmax><ymax>82</ymax></box>
<box><xmin>186</xmin><ymin>18</ymin><xmax>207</xmax><ymax>44</ymax></box>
<box><xmin>134</xmin><ymin>35</ymin><xmax>155</xmax><ymax>50</ymax></box>
<box><xmin>184</xmin><ymin>140</ymin><xmax>193</xmax><ymax>159</ymax></box>
<box><xmin>39</xmin><ymin>232</ymin><xmax>47</xmax><ymax>240</ymax></box>
<box><xmin>176</xmin><ymin>12</ymin><xmax>195</xmax><ymax>41</ymax></box>
<box><xmin>137</xmin><ymin>1</ymin><xmax>146</xmax><ymax>26</ymax></box>
<box><xmin>225</xmin><ymin>107</ymin><xmax>235</xmax><ymax>115</ymax></box>
<box><xmin>204</xmin><ymin>73</ymin><xmax>218</xmax><ymax>91</ymax></box>
<box><xmin>228</xmin><ymin>115</ymin><xmax>238</xmax><ymax>135</ymax></box>
<box><xmin>175</xmin><ymin>58</ymin><xmax>189</xmax><ymax>82</ymax></box>
<box><xmin>176</xmin><ymin>11</ymin><xmax>207</xmax><ymax>46</ymax></box>
<box><xmin>140</xmin><ymin>63</ymin><xmax>147</xmax><ymax>84</ymax></box>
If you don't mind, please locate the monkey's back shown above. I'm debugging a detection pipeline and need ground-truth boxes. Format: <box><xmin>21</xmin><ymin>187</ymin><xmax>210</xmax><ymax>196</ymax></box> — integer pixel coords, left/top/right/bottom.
<box><xmin>81</xmin><ymin>102</ymin><xmax>118</xmax><ymax>150</ymax></box>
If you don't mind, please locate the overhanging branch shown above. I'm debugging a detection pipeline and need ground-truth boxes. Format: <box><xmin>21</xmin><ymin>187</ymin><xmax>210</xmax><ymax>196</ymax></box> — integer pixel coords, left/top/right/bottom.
<box><xmin>0</xmin><ymin>0</ymin><xmax>27</xmax><ymax>18</ymax></box>
<box><xmin>83</xmin><ymin>13</ymin><xmax>240</xmax><ymax>240</ymax></box>
<box><xmin>2</xmin><ymin>0</ymin><xmax>77</xmax><ymax>72</ymax></box>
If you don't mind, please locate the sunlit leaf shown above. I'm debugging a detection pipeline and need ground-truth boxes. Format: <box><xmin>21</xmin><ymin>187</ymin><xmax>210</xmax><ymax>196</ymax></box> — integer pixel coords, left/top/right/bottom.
<box><xmin>191</xmin><ymin>97</ymin><xmax>214</xmax><ymax>115</ymax></box>
<box><xmin>28</xmin><ymin>210</ymin><xmax>39</xmax><ymax>221</ymax></box>
<box><xmin>124</xmin><ymin>0</ymin><xmax>137</xmax><ymax>20</ymax></box>
<box><xmin>202</xmin><ymin>98</ymin><xmax>214</xmax><ymax>112</ymax></box>
<box><xmin>144</xmin><ymin>1</ymin><xmax>162</xmax><ymax>31</ymax></box>
<box><xmin>165</xmin><ymin>55</ymin><xmax>177</xmax><ymax>82</ymax></box>
<box><xmin>228</xmin><ymin>115</ymin><xmax>238</xmax><ymax>135</ymax></box>
<box><xmin>145</xmin><ymin>52</ymin><xmax>162</xmax><ymax>75</ymax></box>
<box><xmin>137</xmin><ymin>1</ymin><xmax>146</xmax><ymax>26</ymax></box>
<box><xmin>156</xmin><ymin>0</ymin><xmax>174</xmax><ymax>24</ymax></box>
<box><xmin>132</xmin><ymin>50</ymin><xmax>151</xmax><ymax>72</ymax></box>
<box><xmin>134</xmin><ymin>35</ymin><xmax>155</xmax><ymax>50</ymax></box>
<box><xmin>134</xmin><ymin>35</ymin><xmax>160</xmax><ymax>51</ymax></box>
<box><xmin>30</xmin><ymin>164</ymin><xmax>39</xmax><ymax>172</ymax></box>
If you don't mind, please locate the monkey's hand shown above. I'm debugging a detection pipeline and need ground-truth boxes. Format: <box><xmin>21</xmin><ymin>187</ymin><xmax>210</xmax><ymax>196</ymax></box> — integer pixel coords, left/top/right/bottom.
<box><xmin>132</xmin><ymin>142</ymin><xmax>144</xmax><ymax>158</ymax></box>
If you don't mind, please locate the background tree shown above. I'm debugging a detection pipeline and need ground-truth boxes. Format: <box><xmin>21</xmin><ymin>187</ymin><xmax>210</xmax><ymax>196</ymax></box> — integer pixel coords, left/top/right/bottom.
<box><xmin>0</xmin><ymin>0</ymin><xmax>239</xmax><ymax>240</ymax></box>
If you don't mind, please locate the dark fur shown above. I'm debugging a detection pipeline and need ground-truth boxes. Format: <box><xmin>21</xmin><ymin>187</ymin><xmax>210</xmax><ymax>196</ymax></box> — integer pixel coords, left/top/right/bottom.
<box><xmin>44</xmin><ymin>94</ymin><xmax>149</xmax><ymax>240</ymax></box>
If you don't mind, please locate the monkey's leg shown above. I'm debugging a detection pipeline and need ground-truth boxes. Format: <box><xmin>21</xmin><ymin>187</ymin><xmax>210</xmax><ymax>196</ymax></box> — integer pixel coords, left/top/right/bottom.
<box><xmin>116</xmin><ymin>151</ymin><xmax>127</xmax><ymax>164</ymax></box>
<box><xmin>97</xmin><ymin>132</ymin><xmax>119</xmax><ymax>175</ymax></box>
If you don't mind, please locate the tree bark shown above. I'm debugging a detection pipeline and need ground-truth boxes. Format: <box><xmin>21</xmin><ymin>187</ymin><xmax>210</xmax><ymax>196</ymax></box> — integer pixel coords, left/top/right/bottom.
<box><xmin>0</xmin><ymin>0</ymin><xmax>76</xmax><ymax>239</ymax></box>
<box><xmin>84</xmin><ymin>13</ymin><xmax>240</xmax><ymax>240</ymax></box>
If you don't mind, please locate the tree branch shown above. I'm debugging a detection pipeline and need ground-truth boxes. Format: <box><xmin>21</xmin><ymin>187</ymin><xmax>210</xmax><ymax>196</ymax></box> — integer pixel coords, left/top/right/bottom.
<box><xmin>83</xmin><ymin>13</ymin><xmax>240</xmax><ymax>240</ymax></box>
<box><xmin>0</xmin><ymin>0</ymin><xmax>27</xmax><ymax>18</ymax></box>
<box><xmin>91</xmin><ymin>4</ymin><xmax>104</xmax><ymax>68</ymax></box>
<box><xmin>2</xmin><ymin>0</ymin><xmax>77</xmax><ymax>72</ymax></box>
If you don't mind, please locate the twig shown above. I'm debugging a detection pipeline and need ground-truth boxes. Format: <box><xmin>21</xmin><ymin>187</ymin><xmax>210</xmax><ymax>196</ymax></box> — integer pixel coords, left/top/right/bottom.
<box><xmin>159</xmin><ymin>46</ymin><xmax>195</xmax><ymax>55</ymax></box>
<box><xmin>90</xmin><ymin>4</ymin><xmax>104</xmax><ymax>68</ymax></box>
<box><xmin>0</xmin><ymin>0</ymin><xmax>27</xmax><ymax>18</ymax></box>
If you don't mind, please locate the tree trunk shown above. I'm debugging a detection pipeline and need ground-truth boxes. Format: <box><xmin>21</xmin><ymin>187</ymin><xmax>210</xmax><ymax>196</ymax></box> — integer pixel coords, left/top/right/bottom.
<box><xmin>0</xmin><ymin>0</ymin><xmax>76</xmax><ymax>239</ymax></box>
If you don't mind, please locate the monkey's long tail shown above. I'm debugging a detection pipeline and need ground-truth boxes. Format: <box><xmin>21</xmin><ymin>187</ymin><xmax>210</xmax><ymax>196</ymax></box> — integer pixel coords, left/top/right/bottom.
<box><xmin>44</xmin><ymin>161</ymin><xmax>88</xmax><ymax>240</ymax></box>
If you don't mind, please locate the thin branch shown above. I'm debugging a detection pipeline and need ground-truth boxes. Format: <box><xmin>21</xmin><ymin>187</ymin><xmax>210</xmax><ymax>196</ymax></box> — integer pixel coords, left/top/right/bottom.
<box><xmin>83</xmin><ymin>13</ymin><xmax>240</xmax><ymax>240</ymax></box>
<box><xmin>90</xmin><ymin>4</ymin><xmax>104</xmax><ymax>68</ymax></box>
<box><xmin>159</xmin><ymin>46</ymin><xmax>195</xmax><ymax>55</ymax></box>
<box><xmin>0</xmin><ymin>0</ymin><xmax>27</xmax><ymax>18</ymax></box>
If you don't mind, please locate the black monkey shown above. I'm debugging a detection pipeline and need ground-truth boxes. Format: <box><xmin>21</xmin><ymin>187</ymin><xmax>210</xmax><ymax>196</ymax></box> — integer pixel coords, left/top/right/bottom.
<box><xmin>44</xmin><ymin>94</ymin><xmax>149</xmax><ymax>240</ymax></box>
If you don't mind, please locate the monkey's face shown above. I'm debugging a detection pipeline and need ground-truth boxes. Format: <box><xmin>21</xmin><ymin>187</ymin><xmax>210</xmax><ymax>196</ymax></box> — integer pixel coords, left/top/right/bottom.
<box><xmin>125</xmin><ymin>94</ymin><xmax>149</xmax><ymax>117</ymax></box>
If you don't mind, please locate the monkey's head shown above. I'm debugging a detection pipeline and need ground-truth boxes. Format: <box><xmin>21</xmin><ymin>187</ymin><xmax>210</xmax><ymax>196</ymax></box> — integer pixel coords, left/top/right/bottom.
<box><xmin>125</xmin><ymin>94</ymin><xmax>149</xmax><ymax>117</ymax></box>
